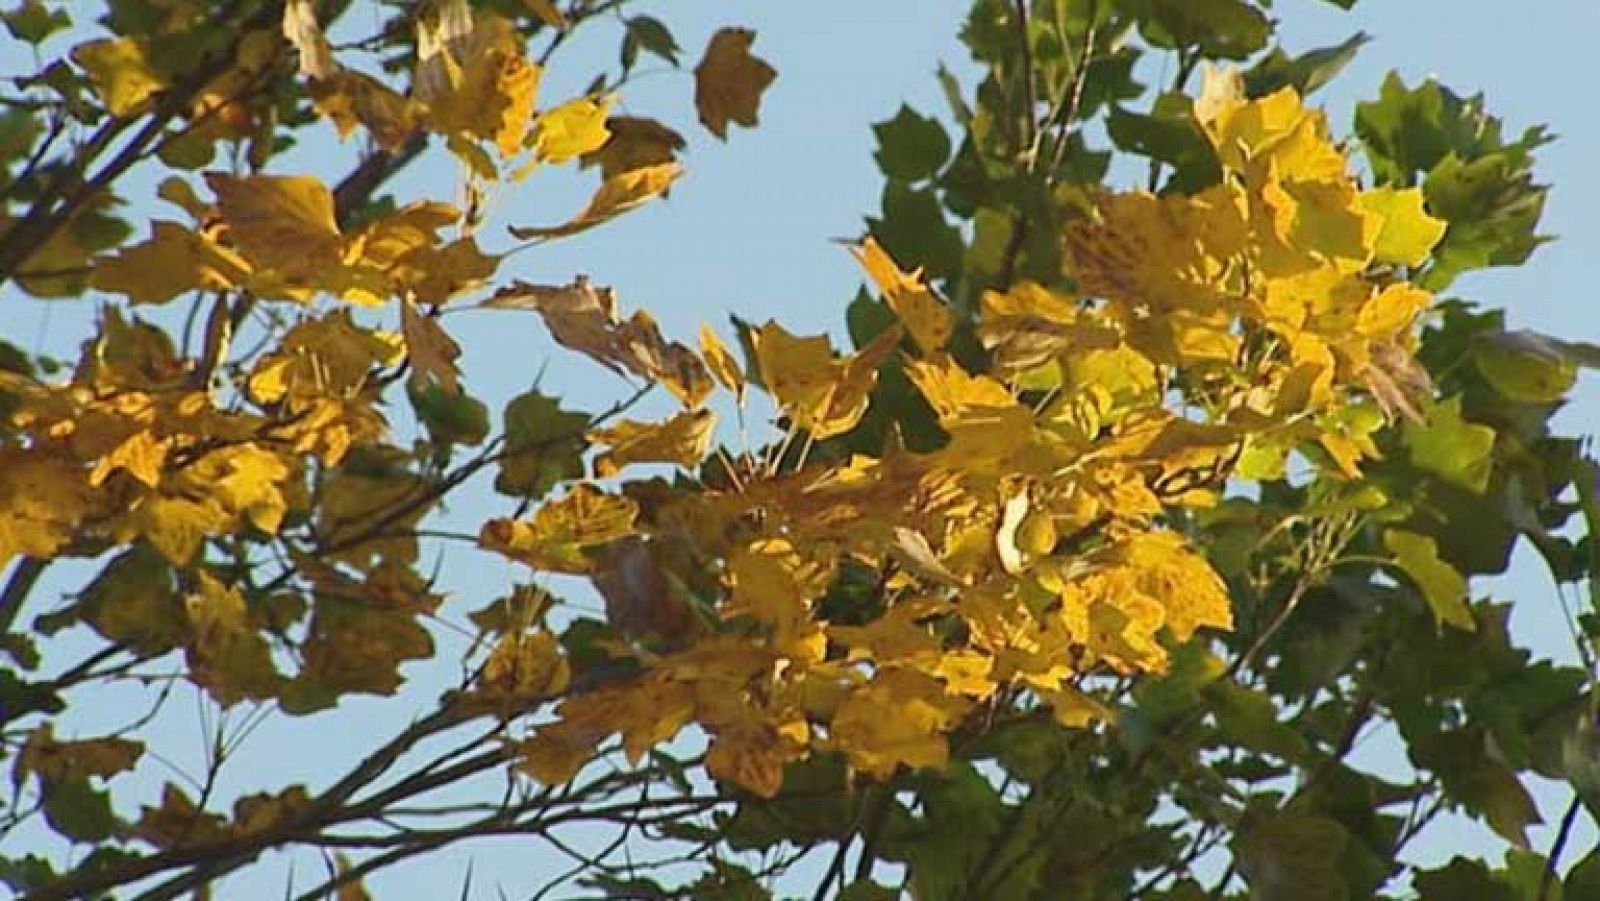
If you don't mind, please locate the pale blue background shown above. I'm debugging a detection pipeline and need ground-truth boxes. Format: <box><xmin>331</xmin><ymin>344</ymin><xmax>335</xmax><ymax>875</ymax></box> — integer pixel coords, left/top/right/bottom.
<box><xmin>2</xmin><ymin>1</ymin><xmax>1598</xmax><ymax>896</ymax></box>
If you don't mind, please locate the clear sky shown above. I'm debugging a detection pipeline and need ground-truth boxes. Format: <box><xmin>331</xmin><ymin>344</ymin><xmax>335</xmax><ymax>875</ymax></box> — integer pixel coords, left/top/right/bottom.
<box><xmin>3</xmin><ymin>1</ymin><xmax>1598</xmax><ymax>896</ymax></box>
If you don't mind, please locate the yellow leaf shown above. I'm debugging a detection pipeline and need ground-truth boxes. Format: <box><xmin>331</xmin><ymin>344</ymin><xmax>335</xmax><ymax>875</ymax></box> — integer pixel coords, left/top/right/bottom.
<box><xmin>73</xmin><ymin>37</ymin><xmax>166</xmax><ymax>116</ymax></box>
<box><xmin>198</xmin><ymin>444</ymin><xmax>291</xmax><ymax>534</ymax></box>
<box><xmin>89</xmin><ymin>430</ymin><xmax>170</xmax><ymax>488</ymax></box>
<box><xmin>904</xmin><ymin>355</ymin><xmax>1015</xmax><ymax>424</ymax></box>
<box><xmin>0</xmin><ymin>451</ymin><xmax>92</xmax><ymax>570</ymax></box>
<box><xmin>509</xmin><ymin>162</ymin><xmax>680</xmax><ymax>240</ymax></box>
<box><xmin>831</xmin><ymin>671</ymin><xmax>964</xmax><ymax>778</ymax></box>
<box><xmin>589</xmin><ymin>408</ymin><xmax>716</xmax><ymax>477</ymax></box>
<box><xmin>1118</xmin><ymin>531</ymin><xmax>1234</xmax><ymax>640</ymax></box>
<box><xmin>391</xmin><ymin>236</ymin><xmax>500</xmax><ymax>305</ymax></box>
<box><xmin>92</xmin><ymin>221</ymin><xmax>252</xmax><ymax>305</ymax></box>
<box><xmin>206</xmin><ymin>173</ymin><xmax>342</xmax><ymax>282</ymax></box>
<box><xmin>1358</xmin><ymin>186</ymin><xmax>1448</xmax><ymax>268</ymax></box>
<box><xmin>994</xmin><ymin>485</ymin><xmax>1030</xmax><ymax>576</ymax></box>
<box><xmin>699</xmin><ymin>324</ymin><xmax>745</xmax><ymax>401</ymax></box>
<box><xmin>480</xmin><ymin>483</ymin><xmax>638</xmax><ymax>573</ymax></box>
<box><xmin>414</xmin><ymin>8</ymin><xmax>538</xmax><ymax>155</ymax></box>
<box><xmin>851</xmin><ymin>237</ymin><xmax>951</xmax><ymax>354</ymax></box>
<box><xmin>493</xmin><ymin>53</ymin><xmax>541</xmax><ymax>157</ymax></box>
<box><xmin>400</xmin><ymin>299</ymin><xmax>462</xmax><ymax>394</ymax></box>
<box><xmin>694</xmin><ymin>28</ymin><xmax>777</xmax><ymax>139</ymax></box>
<box><xmin>309</xmin><ymin>71</ymin><xmax>425</xmax><ymax>152</ymax></box>
<box><xmin>127</xmin><ymin>495</ymin><xmax>229</xmax><ymax>565</ymax></box>
<box><xmin>532</xmin><ymin>95</ymin><xmax>613</xmax><ymax>164</ymax></box>
<box><xmin>480</xmin><ymin>629</ymin><xmax>571</xmax><ymax>702</ymax></box>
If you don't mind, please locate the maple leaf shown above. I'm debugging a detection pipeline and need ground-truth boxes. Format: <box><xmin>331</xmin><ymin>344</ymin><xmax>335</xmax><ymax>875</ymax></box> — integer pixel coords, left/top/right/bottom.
<box><xmin>93</xmin><ymin>221</ymin><xmax>252</xmax><ymax>305</ymax></box>
<box><xmin>480</xmin><ymin>483</ymin><xmax>639</xmax><ymax>573</ymax></box>
<box><xmin>531</xmin><ymin>95</ymin><xmax>613</xmax><ymax>165</ymax></box>
<box><xmin>72</xmin><ymin>37</ymin><xmax>164</xmax><ymax>116</ymax></box>
<box><xmin>851</xmin><ymin>237</ymin><xmax>952</xmax><ymax>354</ymax></box>
<box><xmin>206</xmin><ymin>173</ymin><xmax>342</xmax><ymax>283</ymax></box>
<box><xmin>695</xmin><ymin>28</ymin><xmax>777</xmax><ymax>139</ymax></box>
<box><xmin>509</xmin><ymin>162</ymin><xmax>681</xmax><ymax>239</ymax></box>
<box><xmin>589</xmin><ymin>408</ymin><xmax>716</xmax><ymax>477</ymax></box>
<box><xmin>581</xmin><ymin>116</ymin><xmax>686</xmax><ymax>179</ymax></box>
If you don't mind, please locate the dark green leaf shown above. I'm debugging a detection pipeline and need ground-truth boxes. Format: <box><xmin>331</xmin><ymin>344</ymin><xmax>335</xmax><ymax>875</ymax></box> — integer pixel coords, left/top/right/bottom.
<box><xmin>495</xmin><ymin>390</ymin><xmax>589</xmax><ymax>498</ymax></box>
<box><xmin>42</xmin><ymin>777</ymin><xmax>116</xmax><ymax>843</ymax></box>
<box><xmin>1243</xmin><ymin>32</ymin><xmax>1369</xmax><ymax>98</ymax></box>
<box><xmin>873</xmin><ymin>104</ymin><xmax>952</xmax><ymax>183</ymax></box>
<box><xmin>624</xmin><ymin>16</ymin><xmax>680</xmax><ymax>66</ymax></box>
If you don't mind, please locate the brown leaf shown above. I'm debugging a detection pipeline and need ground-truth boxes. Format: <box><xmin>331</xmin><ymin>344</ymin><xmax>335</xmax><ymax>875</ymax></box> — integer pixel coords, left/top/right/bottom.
<box><xmin>1363</xmin><ymin>340</ymin><xmax>1433</xmax><ymax>425</ymax></box>
<box><xmin>282</xmin><ymin>0</ymin><xmax>334</xmax><ymax>79</ymax></box>
<box><xmin>400</xmin><ymin>299</ymin><xmax>462</xmax><ymax>394</ymax></box>
<box><xmin>694</xmin><ymin>28</ymin><xmax>776</xmax><ymax>139</ymax></box>
<box><xmin>580</xmin><ymin>116</ymin><xmax>686</xmax><ymax>179</ymax></box>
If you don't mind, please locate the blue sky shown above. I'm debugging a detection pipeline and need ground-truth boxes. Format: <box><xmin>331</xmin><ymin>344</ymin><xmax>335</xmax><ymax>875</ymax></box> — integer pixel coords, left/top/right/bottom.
<box><xmin>3</xmin><ymin>0</ymin><xmax>1598</xmax><ymax>895</ymax></box>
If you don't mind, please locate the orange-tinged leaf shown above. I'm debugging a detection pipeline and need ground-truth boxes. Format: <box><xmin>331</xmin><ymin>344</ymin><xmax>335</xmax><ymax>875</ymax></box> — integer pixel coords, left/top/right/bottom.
<box><xmin>532</xmin><ymin>95</ymin><xmax>613</xmax><ymax>164</ymax></box>
<box><xmin>73</xmin><ymin>37</ymin><xmax>165</xmax><ymax>116</ymax></box>
<box><xmin>589</xmin><ymin>408</ymin><xmax>716</xmax><ymax>477</ymax></box>
<box><xmin>509</xmin><ymin>162</ymin><xmax>680</xmax><ymax>240</ymax></box>
<box><xmin>852</xmin><ymin>237</ymin><xmax>951</xmax><ymax>354</ymax></box>
<box><xmin>694</xmin><ymin>28</ymin><xmax>776</xmax><ymax>139</ymax></box>
<box><xmin>400</xmin><ymin>300</ymin><xmax>462</xmax><ymax>394</ymax></box>
<box><xmin>92</xmin><ymin>221</ymin><xmax>252</xmax><ymax>305</ymax></box>
<box><xmin>206</xmin><ymin>173</ymin><xmax>342</xmax><ymax>281</ymax></box>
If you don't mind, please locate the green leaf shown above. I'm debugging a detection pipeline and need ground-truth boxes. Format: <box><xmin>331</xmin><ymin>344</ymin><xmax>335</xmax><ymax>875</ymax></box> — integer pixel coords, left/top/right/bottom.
<box><xmin>1422</xmin><ymin>151</ymin><xmax>1549</xmax><ymax>290</ymax></box>
<box><xmin>1105</xmin><ymin>95</ymin><xmax>1220</xmax><ymax>193</ymax></box>
<box><xmin>869</xmin><ymin>182</ymin><xmax>965</xmax><ymax>286</ymax></box>
<box><xmin>42</xmin><ymin>777</ymin><xmax>115</xmax><ymax>843</ymax></box>
<box><xmin>3</xmin><ymin>0</ymin><xmax>70</xmax><ymax>44</ymax></box>
<box><xmin>624</xmin><ymin>16</ymin><xmax>680</xmax><ymax>66</ymax></box>
<box><xmin>495</xmin><ymin>390</ymin><xmax>589</xmax><ymax>498</ymax></box>
<box><xmin>1125</xmin><ymin>0</ymin><xmax>1271</xmax><ymax>60</ymax></box>
<box><xmin>873</xmin><ymin>104</ymin><xmax>952</xmax><ymax>183</ymax></box>
<box><xmin>1405</xmin><ymin>396</ymin><xmax>1496</xmax><ymax>493</ymax></box>
<box><xmin>1414</xmin><ymin>858</ymin><xmax>1518</xmax><ymax>901</ymax></box>
<box><xmin>840</xmin><ymin>882</ymin><xmax>900</xmax><ymax>901</ymax></box>
<box><xmin>1232</xmin><ymin>809</ymin><xmax>1349</xmax><ymax>901</ymax></box>
<box><xmin>1243</xmin><ymin>32</ymin><xmax>1369</xmax><ymax>99</ymax></box>
<box><xmin>1473</xmin><ymin>331</ymin><xmax>1579</xmax><ymax>404</ymax></box>
<box><xmin>408</xmin><ymin>380</ymin><xmax>490</xmax><ymax>447</ymax></box>
<box><xmin>1206</xmin><ymin>682</ymin><xmax>1310</xmax><ymax>762</ymax></box>
<box><xmin>1385</xmin><ymin>529</ymin><xmax>1474</xmax><ymax>631</ymax></box>
<box><xmin>1358</xmin><ymin>185</ymin><xmax>1447</xmax><ymax>268</ymax></box>
<box><xmin>1566</xmin><ymin>849</ymin><xmax>1600</xmax><ymax>899</ymax></box>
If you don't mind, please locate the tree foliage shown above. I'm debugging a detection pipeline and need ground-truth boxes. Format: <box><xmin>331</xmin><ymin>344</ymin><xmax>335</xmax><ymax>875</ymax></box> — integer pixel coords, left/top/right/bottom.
<box><xmin>0</xmin><ymin>0</ymin><xmax>1595</xmax><ymax>898</ymax></box>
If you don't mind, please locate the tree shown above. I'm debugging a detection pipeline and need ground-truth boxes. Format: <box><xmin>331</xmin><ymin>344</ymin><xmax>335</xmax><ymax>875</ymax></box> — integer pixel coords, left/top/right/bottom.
<box><xmin>0</xmin><ymin>0</ymin><xmax>1595</xmax><ymax>898</ymax></box>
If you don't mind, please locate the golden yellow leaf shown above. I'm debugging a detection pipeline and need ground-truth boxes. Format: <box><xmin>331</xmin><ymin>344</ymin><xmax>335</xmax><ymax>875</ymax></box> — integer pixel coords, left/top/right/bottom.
<box><xmin>310</xmin><ymin>71</ymin><xmax>425</xmax><ymax>152</ymax></box>
<box><xmin>1118</xmin><ymin>531</ymin><xmax>1234</xmax><ymax>640</ymax></box>
<box><xmin>694</xmin><ymin>28</ymin><xmax>777</xmax><ymax>139</ymax></box>
<box><xmin>73</xmin><ymin>37</ymin><xmax>165</xmax><ymax>117</ymax></box>
<box><xmin>88</xmin><ymin>430</ymin><xmax>170</xmax><ymax>489</ymax></box>
<box><xmin>480</xmin><ymin>483</ymin><xmax>638</xmax><ymax>573</ymax></box>
<box><xmin>0</xmin><ymin>451</ymin><xmax>93</xmax><ymax>570</ymax></box>
<box><xmin>699</xmin><ymin>324</ymin><xmax>745</xmax><ymax>402</ymax></box>
<box><xmin>92</xmin><ymin>221</ymin><xmax>252</xmax><ymax>305</ymax></box>
<box><xmin>206</xmin><ymin>173</ymin><xmax>343</xmax><ymax>282</ymax></box>
<box><xmin>581</xmin><ymin>116</ymin><xmax>685</xmax><ymax>179</ymax></box>
<box><xmin>509</xmin><ymin>162</ymin><xmax>681</xmax><ymax>240</ymax></box>
<box><xmin>400</xmin><ymin>299</ymin><xmax>462</xmax><ymax>394</ymax></box>
<box><xmin>126</xmin><ymin>495</ymin><xmax>229</xmax><ymax>565</ymax></box>
<box><xmin>851</xmin><ymin>237</ymin><xmax>951</xmax><ymax>354</ymax></box>
<box><xmin>589</xmin><ymin>408</ymin><xmax>716</xmax><ymax>477</ymax></box>
<box><xmin>198</xmin><ymin>444</ymin><xmax>291</xmax><ymax>534</ymax></box>
<box><xmin>831</xmin><ymin>671</ymin><xmax>965</xmax><ymax>778</ymax></box>
<box><xmin>904</xmin><ymin>355</ymin><xmax>1015</xmax><ymax>424</ymax></box>
<box><xmin>532</xmin><ymin>95</ymin><xmax>613</xmax><ymax>165</ymax></box>
<box><xmin>415</xmin><ymin>7</ymin><xmax>538</xmax><ymax>155</ymax></box>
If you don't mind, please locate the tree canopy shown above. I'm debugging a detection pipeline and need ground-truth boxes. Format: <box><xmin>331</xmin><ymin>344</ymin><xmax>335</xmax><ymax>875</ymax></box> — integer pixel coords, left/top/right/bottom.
<box><xmin>1</xmin><ymin>0</ymin><xmax>1597</xmax><ymax>898</ymax></box>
